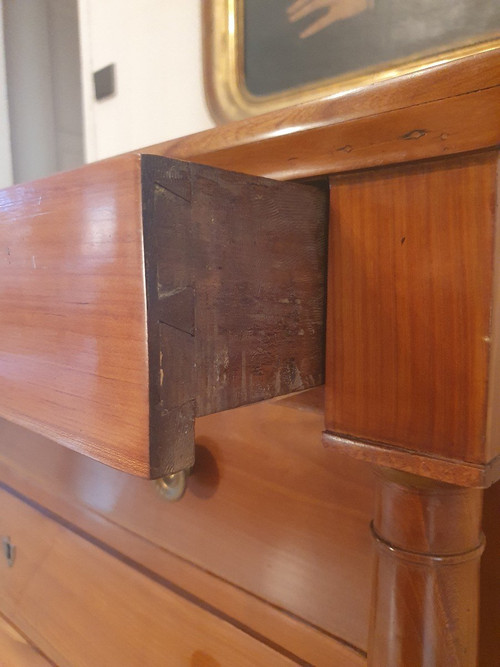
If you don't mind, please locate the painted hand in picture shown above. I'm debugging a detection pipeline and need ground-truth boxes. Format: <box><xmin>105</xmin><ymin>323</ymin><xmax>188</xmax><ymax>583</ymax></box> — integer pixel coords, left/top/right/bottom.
<box><xmin>287</xmin><ymin>0</ymin><xmax>373</xmax><ymax>38</ymax></box>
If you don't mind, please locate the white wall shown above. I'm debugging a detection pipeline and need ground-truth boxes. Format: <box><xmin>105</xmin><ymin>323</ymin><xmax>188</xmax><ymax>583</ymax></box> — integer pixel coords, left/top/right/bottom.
<box><xmin>79</xmin><ymin>0</ymin><xmax>213</xmax><ymax>163</ymax></box>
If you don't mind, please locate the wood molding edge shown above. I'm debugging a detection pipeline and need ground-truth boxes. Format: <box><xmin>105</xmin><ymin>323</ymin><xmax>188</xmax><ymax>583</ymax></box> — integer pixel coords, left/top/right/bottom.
<box><xmin>322</xmin><ymin>431</ymin><xmax>500</xmax><ymax>488</ymax></box>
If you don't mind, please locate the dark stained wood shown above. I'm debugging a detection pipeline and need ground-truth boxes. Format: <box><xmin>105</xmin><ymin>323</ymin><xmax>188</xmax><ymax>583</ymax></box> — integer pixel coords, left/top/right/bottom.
<box><xmin>479</xmin><ymin>480</ymin><xmax>500</xmax><ymax>666</ymax></box>
<box><xmin>324</xmin><ymin>151</ymin><xmax>500</xmax><ymax>485</ymax></box>
<box><xmin>368</xmin><ymin>468</ymin><xmax>484</xmax><ymax>666</ymax></box>
<box><xmin>0</xmin><ymin>154</ymin><xmax>327</xmax><ymax>478</ymax></box>
<box><xmin>141</xmin><ymin>156</ymin><xmax>327</xmax><ymax>476</ymax></box>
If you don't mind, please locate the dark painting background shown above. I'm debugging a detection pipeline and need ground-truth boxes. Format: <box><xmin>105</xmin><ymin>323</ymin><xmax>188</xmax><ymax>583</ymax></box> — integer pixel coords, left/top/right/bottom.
<box><xmin>243</xmin><ymin>0</ymin><xmax>500</xmax><ymax>96</ymax></box>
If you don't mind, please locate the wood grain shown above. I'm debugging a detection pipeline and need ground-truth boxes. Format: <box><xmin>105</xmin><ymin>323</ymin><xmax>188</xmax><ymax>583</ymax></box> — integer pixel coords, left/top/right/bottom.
<box><xmin>146</xmin><ymin>47</ymin><xmax>500</xmax><ymax>180</ymax></box>
<box><xmin>369</xmin><ymin>469</ymin><xmax>484</xmax><ymax>666</ymax></box>
<box><xmin>142</xmin><ymin>156</ymin><xmax>327</xmax><ymax>476</ymax></box>
<box><xmin>0</xmin><ymin>452</ymin><xmax>366</xmax><ymax>667</ymax></box>
<box><xmin>160</xmin><ymin>87</ymin><xmax>500</xmax><ymax>182</ymax></box>
<box><xmin>322</xmin><ymin>433</ymin><xmax>500</xmax><ymax>488</ymax></box>
<box><xmin>325</xmin><ymin>151</ymin><xmax>499</xmax><ymax>478</ymax></box>
<box><xmin>0</xmin><ymin>613</ymin><xmax>51</xmax><ymax>667</ymax></box>
<box><xmin>0</xmin><ymin>487</ymin><xmax>304</xmax><ymax>667</ymax></box>
<box><xmin>0</xmin><ymin>153</ymin><xmax>150</xmax><ymax>476</ymax></box>
<box><xmin>202</xmin><ymin>0</ymin><xmax>500</xmax><ymax>125</ymax></box>
<box><xmin>0</xmin><ymin>44</ymin><xmax>498</xmax><ymax>667</ymax></box>
<box><xmin>0</xmin><ymin>154</ymin><xmax>327</xmax><ymax>478</ymax></box>
<box><xmin>480</xmin><ymin>480</ymin><xmax>500</xmax><ymax>666</ymax></box>
<box><xmin>0</xmin><ymin>394</ymin><xmax>374</xmax><ymax>655</ymax></box>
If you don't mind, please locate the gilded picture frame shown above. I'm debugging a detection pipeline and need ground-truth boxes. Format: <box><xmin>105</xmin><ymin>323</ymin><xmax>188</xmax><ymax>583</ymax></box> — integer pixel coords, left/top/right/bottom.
<box><xmin>202</xmin><ymin>0</ymin><xmax>500</xmax><ymax>123</ymax></box>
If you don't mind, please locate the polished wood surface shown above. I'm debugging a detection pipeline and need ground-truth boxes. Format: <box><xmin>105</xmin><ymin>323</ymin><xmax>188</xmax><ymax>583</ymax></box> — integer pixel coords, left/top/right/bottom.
<box><xmin>0</xmin><ymin>487</ymin><xmax>305</xmax><ymax>667</ymax></box>
<box><xmin>165</xmin><ymin>87</ymin><xmax>498</xmax><ymax>182</ymax></box>
<box><xmin>4</xmin><ymin>407</ymin><xmax>500</xmax><ymax>664</ymax></box>
<box><xmin>0</xmin><ymin>154</ymin><xmax>326</xmax><ymax>478</ymax></box>
<box><xmin>147</xmin><ymin>47</ymin><xmax>500</xmax><ymax>181</ymax></box>
<box><xmin>202</xmin><ymin>0</ymin><xmax>499</xmax><ymax>124</ymax></box>
<box><xmin>0</xmin><ymin>46</ymin><xmax>498</xmax><ymax>667</ymax></box>
<box><xmin>479</xmin><ymin>480</ymin><xmax>500</xmax><ymax>666</ymax></box>
<box><xmin>324</xmin><ymin>151</ymin><xmax>500</xmax><ymax>485</ymax></box>
<box><xmin>0</xmin><ymin>614</ymin><xmax>50</xmax><ymax>667</ymax></box>
<box><xmin>368</xmin><ymin>469</ymin><xmax>484</xmax><ymax>666</ymax></box>
<box><xmin>0</xmin><ymin>389</ymin><xmax>374</xmax><ymax>656</ymax></box>
<box><xmin>0</xmin><ymin>153</ymin><xmax>150</xmax><ymax>476</ymax></box>
<box><xmin>0</xmin><ymin>431</ymin><xmax>366</xmax><ymax>667</ymax></box>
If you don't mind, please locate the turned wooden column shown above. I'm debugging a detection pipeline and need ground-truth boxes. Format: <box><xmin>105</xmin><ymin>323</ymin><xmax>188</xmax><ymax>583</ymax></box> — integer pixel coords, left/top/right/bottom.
<box><xmin>368</xmin><ymin>468</ymin><xmax>484</xmax><ymax>667</ymax></box>
<box><xmin>323</xmin><ymin>149</ymin><xmax>500</xmax><ymax>663</ymax></box>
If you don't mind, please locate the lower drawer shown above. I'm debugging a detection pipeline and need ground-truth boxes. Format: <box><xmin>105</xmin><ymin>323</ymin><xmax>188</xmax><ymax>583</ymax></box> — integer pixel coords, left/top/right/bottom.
<box><xmin>0</xmin><ymin>487</ymin><xmax>296</xmax><ymax>667</ymax></box>
<box><xmin>0</xmin><ymin>614</ymin><xmax>50</xmax><ymax>667</ymax></box>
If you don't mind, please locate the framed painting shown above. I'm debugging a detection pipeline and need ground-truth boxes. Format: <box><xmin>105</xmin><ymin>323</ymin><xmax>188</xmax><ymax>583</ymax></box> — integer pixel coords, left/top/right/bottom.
<box><xmin>202</xmin><ymin>0</ymin><xmax>500</xmax><ymax>122</ymax></box>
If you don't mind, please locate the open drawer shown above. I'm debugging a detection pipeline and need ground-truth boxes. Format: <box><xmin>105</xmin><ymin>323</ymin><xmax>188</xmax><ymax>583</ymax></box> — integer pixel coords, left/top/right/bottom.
<box><xmin>0</xmin><ymin>154</ymin><xmax>327</xmax><ymax>477</ymax></box>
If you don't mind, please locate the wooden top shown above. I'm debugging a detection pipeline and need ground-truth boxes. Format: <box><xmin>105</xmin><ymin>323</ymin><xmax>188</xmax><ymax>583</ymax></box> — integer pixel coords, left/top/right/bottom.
<box><xmin>145</xmin><ymin>45</ymin><xmax>500</xmax><ymax>180</ymax></box>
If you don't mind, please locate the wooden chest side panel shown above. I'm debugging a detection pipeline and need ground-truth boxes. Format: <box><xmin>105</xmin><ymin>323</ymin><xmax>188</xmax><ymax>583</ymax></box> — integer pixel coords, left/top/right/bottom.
<box><xmin>0</xmin><ymin>155</ymin><xmax>151</xmax><ymax>476</ymax></box>
<box><xmin>325</xmin><ymin>152</ymin><xmax>497</xmax><ymax>464</ymax></box>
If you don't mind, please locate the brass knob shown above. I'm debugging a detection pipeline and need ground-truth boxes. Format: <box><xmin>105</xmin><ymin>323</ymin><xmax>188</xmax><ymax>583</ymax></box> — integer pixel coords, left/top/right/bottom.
<box><xmin>154</xmin><ymin>470</ymin><xmax>188</xmax><ymax>502</ymax></box>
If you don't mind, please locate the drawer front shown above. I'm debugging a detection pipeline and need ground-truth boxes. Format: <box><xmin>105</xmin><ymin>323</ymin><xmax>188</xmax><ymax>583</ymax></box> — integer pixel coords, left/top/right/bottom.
<box><xmin>0</xmin><ymin>615</ymin><xmax>50</xmax><ymax>667</ymax></box>
<box><xmin>0</xmin><ymin>487</ymin><xmax>296</xmax><ymax>667</ymax></box>
<box><xmin>0</xmin><ymin>396</ymin><xmax>374</xmax><ymax>655</ymax></box>
<box><xmin>0</xmin><ymin>155</ymin><xmax>326</xmax><ymax>479</ymax></box>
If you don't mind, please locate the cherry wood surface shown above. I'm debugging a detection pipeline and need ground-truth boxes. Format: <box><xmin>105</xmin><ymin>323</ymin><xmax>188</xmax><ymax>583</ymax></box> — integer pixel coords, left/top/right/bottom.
<box><xmin>0</xmin><ymin>154</ymin><xmax>327</xmax><ymax>479</ymax></box>
<box><xmin>0</xmin><ymin>42</ymin><xmax>499</xmax><ymax>667</ymax></box>
<box><xmin>368</xmin><ymin>469</ymin><xmax>484</xmax><ymax>666</ymax></box>
<box><xmin>0</xmin><ymin>487</ymin><xmax>310</xmax><ymax>667</ymax></box>
<box><xmin>146</xmin><ymin>47</ymin><xmax>500</xmax><ymax>181</ymax></box>
<box><xmin>142</xmin><ymin>157</ymin><xmax>327</xmax><ymax>476</ymax></box>
<box><xmin>3</xmin><ymin>407</ymin><xmax>500</xmax><ymax>665</ymax></box>
<box><xmin>0</xmin><ymin>613</ymin><xmax>51</xmax><ymax>667</ymax></box>
<box><xmin>0</xmin><ymin>389</ymin><xmax>374</xmax><ymax>657</ymax></box>
<box><xmin>0</xmin><ymin>436</ymin><xmax>366</xmax><ymax>667</ymax></box>
<box><xmin>479</xmin><ymin>480</ymin><xmax>500</xmax><ymax>666</ymax></box>
<box><xmin>324</xmin><ymin>151</ymin><xmax>500</xmax><ymax>486</ymax></box>
<box><xmin>0</xmin><ymin>153</ymin><xmax>151</xmax><ymax>477</ymax></box>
